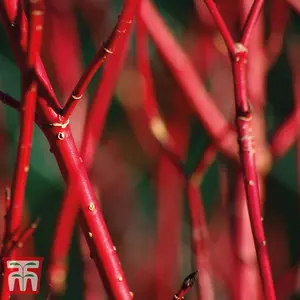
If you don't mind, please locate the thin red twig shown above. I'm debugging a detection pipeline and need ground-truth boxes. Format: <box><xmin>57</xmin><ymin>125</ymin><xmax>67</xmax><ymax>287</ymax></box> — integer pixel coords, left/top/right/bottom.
<box><xmin>62</xmin><ymin>0</ymin><xmax>139</xmax><ymax>120</ymax></box>
<box><xmin>0</xmin><ymin>2</ymin><xmax>61</xmax><ymax>123</ymax></box>
<box><xmin>202</xmin><ymin>0</ymin><xmax>236</xmax><ymax>54</ymax></box>
<box><xmin>5</xmin><ymin>218</ymin><xmax>40</xmax><ymax>256</ymax></box>
<box><xmin>240</xmin><ymin>0</ymin><xmax>264</xmax><ymax>46</ymax></box>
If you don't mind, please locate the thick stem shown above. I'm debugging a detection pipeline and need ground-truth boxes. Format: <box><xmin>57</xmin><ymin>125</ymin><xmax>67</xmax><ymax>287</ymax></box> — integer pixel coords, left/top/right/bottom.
<box><xmin>42</xmin><ymin>125</ymin><xmax>132</xmax><ymax>299</ymax></box>
<box><xmin>48</xmin><ymin>24</ymin><xmax>132</xmax><ymax>294</ymax></box>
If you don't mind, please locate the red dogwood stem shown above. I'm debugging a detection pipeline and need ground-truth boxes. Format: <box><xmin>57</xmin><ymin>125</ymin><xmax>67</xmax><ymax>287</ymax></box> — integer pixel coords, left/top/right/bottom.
<box><xmin>5</xmin><ymin>0</ymin><xmax>44</xmax><ymax>249</ymax></box>
<box><xmin>41</xmin><ymin>125</ymin><xmax>132</xmax><ymax>299</ymax></box>
<box><xmin>48</xmin><ymin>17</ymin><xmax>133</xmax><ymax>294</ymax></box>
<box><xmin>5</xmin><ymin>218</ymin><xmax>40</xmax><ymax>256</ymax></box>
<box><xmin>232</xmin><ymin>49</ymin><xmax>275</xmax><ymax>300</ymax></box>
<box><xmin>1</xmin><ymin>2</ymin><xmax>134</xmax><ymax>298</ymax></box>
<box><xmin>0</xmin><ymin>2</ymin><xmax>61</xmax><ymax>123</ymax></box>
<box><xmin>203</xmin><ymin>0</ymin><xmax>276</xmax><ymax>298</ymax></box>
<box><xmin>0</xmin><ymin>2</ymin><xmax>44</xmax><ymax>298</ymax></box>
<box><xmin>0</xmin><ymin>95</ymin><xmax>133</xmax><ymax>298</ymax></box>
<box><xmin>62</xmin><ymin>0</ymin><xmax>140</xmax><ymax>120</ymax></box>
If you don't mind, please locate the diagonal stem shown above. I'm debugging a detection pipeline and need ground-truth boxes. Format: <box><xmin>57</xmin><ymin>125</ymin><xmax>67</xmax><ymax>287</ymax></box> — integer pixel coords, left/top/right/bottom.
<box><xmin>62</xmin><ymin>0</ymin><xmax>140</xmax><ymax>120</ymax></box>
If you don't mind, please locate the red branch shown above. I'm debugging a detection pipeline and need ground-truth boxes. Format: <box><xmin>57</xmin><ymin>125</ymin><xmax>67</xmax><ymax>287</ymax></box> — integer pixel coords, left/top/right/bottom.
<box><xmin>48</xmin><ymin>5</ymin><xmax>134</xmax><ymax>294</ymax></box>
<box><xmin>62</xmin><ymin>0</ymin><xmax>140</xmax><ymax>120</ymax></box>
<box><xmin>5</xmin><ymin>218</ymin><xmax>40</xmax><ymax>256</ymax></box>
<box><xmin>204</xmin><ymin>0</ymin><xmax>276</xmax><ymax>299</ymax></box>
<box><xmin>0</xmin><ymin>3</ymin><xmax>45</xmax><ymax>298</ymax></box>
<box><xmin>4</xmin><ymin>0</ymin><xmax>45</xmax><ymax>256</ymax></box>
<box><xmin>0</xmin><ymin>2</ymin><xmax>61</xmax><ymax>123</ymax></box>
<box><xmin>40</xmin><ymin>124</ymin><xmax>132</xmax><ymax>299</ymax></box>
<box><xmin>0</xmin><ymin>1</ymin><xmax>138</xmax><ymax>298</ymax></box>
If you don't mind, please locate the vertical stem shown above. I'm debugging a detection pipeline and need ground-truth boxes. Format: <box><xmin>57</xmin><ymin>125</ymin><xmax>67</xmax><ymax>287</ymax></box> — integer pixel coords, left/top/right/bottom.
<box><xmin>5</xmin><ymin>0</ymin><xmax>44</xmax><ymax>249</ymax></box>
<box><xmin>0</xmin><ymin>1</ymin><xmax>45</xmax><ymax>298</ymax></box>
<box><xmin>232</xmin><ymin>46</ymin><xmax>275</xmax><ymax>300</ymax></box>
